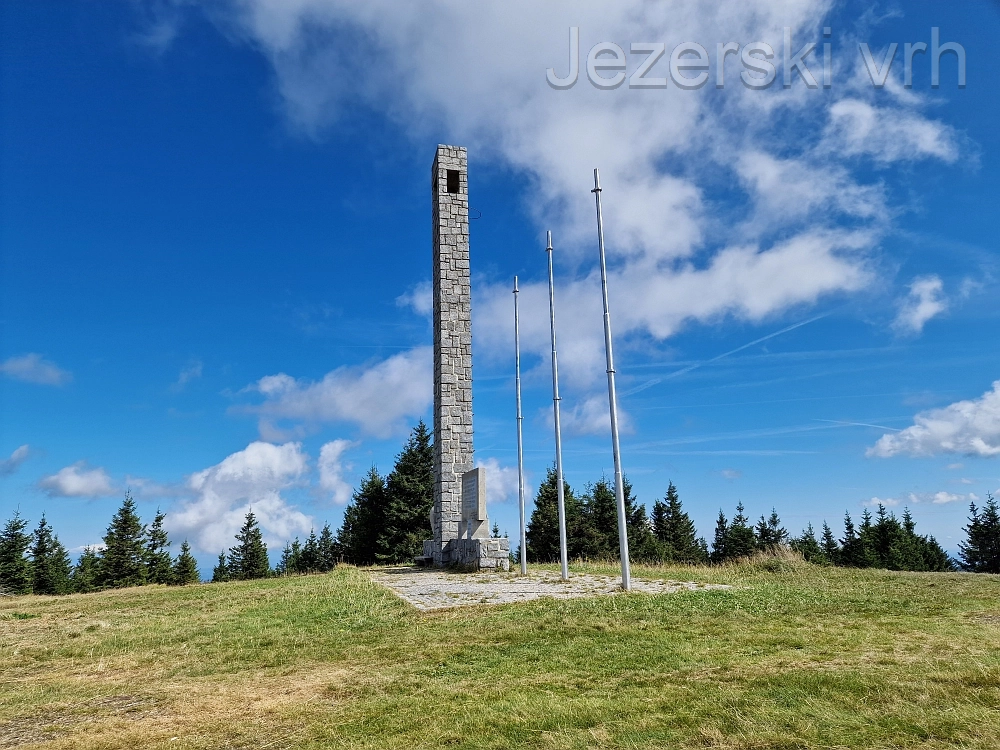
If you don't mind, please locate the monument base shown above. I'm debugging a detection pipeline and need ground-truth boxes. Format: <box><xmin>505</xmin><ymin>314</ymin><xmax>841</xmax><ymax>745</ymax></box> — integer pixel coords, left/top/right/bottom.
<box><xmin>418</xmin><ymin>538</ymin><xmax>510</xmax><ymax>571</ymax></box>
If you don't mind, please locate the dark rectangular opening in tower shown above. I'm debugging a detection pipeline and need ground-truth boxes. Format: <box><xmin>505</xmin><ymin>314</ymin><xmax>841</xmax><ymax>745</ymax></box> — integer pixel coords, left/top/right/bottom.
<box><xmin>446</xmin><ymin>169</ymin><xmax>460</xmax><ymax>194</ymax></box>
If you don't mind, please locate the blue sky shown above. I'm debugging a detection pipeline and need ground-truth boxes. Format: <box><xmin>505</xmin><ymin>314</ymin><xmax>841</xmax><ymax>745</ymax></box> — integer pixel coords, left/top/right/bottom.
<box><xmin>2</xmin><ymin>1</ymin><xmax>998</xmax><ymax>572</ymax></box>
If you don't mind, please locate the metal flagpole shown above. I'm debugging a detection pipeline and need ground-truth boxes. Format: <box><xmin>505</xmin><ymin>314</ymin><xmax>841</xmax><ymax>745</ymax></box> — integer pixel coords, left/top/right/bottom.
<box><xmin>592</xmin><ymin>169</ymin><xmax>631</xmax><ymax>592</ymax></box>
<box><xmin>513</xmin><ymin>276</ymin><xmax>528</xmax><ymax>575</ymax></box>
<box><xmin>546</xmin><ymin>231</ymin><xmax>570</xmax><ymax>581</ymax></box>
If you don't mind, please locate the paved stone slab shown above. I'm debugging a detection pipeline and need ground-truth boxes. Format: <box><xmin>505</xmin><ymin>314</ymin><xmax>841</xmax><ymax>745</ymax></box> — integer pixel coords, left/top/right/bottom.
<box><xmin>372</xmin><ymin>568</ymin><xmax>730</xmax><ymax>611</ymax></box>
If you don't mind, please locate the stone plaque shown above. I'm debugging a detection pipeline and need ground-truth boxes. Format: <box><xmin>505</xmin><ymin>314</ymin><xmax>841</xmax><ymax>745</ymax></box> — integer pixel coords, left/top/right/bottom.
<box><xmin>462</xmin><ymin>467</ymin><xmax>487</xmax><ymax>522</ymax></box>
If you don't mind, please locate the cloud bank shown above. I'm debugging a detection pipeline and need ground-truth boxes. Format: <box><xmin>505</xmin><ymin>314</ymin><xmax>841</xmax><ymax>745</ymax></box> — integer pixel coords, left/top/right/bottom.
<box><xmin>167</xmin><ymin>441</ymin><xmax>313</xmax><ymax>553</ymax></box>
<box><xmin>151</xmin><ymin>2</ymin><xmax>964</xmax><ymax>393</ymax></box>
<box><xmin>868</xmin><ymin>382</ymin><xmax>1000</xmax><ymax>458</ymax></box>
<box><xmin>143</xmin><ymin>1</ymin><xmax>968</xmax><ymax>452</ymax></box>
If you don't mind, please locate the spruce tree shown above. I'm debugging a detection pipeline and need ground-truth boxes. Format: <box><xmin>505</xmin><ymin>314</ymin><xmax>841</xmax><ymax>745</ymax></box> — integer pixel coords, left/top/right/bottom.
<box><xmin>871</xmin><ymin>504</ymin><xmax>906</xmax><ymax>569</ymax></box>
<box><xmin>97</xmin><ymin>492</ymin><xmax>148</xmax><ymax>588</ymax></box>
<box><xmin>30</xmin><ymin>516</ymin><xmax>72</xmax><ymax>595</ymax></box>
<box><xmin>145</xmin><ymin>509</ymin><xmax>173</xmax><ymax>584</ymax></box>
<box><xmin>0</xmin><ymin>511</ymin><xmax>33</xmax><ymax>595</ymax></box>
<box><xmin>577</xmin><ymin>478</ymin><xmax>618</xmax><ymax>559</ymax></box>
<box><xmin>275</xmin><ymin>542</ymin><xmax>294</xmax><ymax>576</ymax></box>
<box><xmin>710</xmin><ymin>510</ymin><xmax>729</xmax><ymax>563</ymax></box>
<box><xmin>960</xmin><ymin>495</ymin><xmax>1000</xmax><ymax>573</ymax></box>
<box><xmin>171</xmin><ymin>541</ymin><xmax>200</xmax><ymax>585</ymax></box>
<box><xmin>317</xmin><ymin>523</ymin><xmax>338</xmax><ymax>572</ymax></box>
<box><xmin>754</xmin><ymin>515</ymin><xmax>771</xmax><ymax>548</ymax></box>
<box><xmin>660</xmin><ymin>482</ymin><xmax>708</xmax><ymax>563</ymax></box>
<box><xmin>288</xmin><ymin>539</ymin><xmax>303</xmax><ymax>573</ymax></box>
<box><xmin>29</xmin><ymin>515</ymin><xmax>57</xmax><ymax>594</ymax></box>
<box><xmin>651</xmin><ymin>494</ymin><xmax>669</xmax><ymax>547</ymax></box>
<box><xmin>820</xmin><ymin>521</ymin><xmax>840</xmax><ymax>564</ymax></box>
<box><xmin>755</xmin><ymin>509</ymin><xmax>788</xmax><ymax>550</ymax></box>
<box><xmin>840</xmin><ymin>512</ymin><xmax>859</xmax><ymax>566</ymax></box>
<box><xmin>916</xmin><ymin>533</ymin><xmax>954</xmax><ymax>572</ymax></box>
<box><xmin>71</xmin><ymin>547</ymin><xmax>100</xmax><ymax>593</ymax></box>
<box><xmin>300</xmin><ymin>529</ymin><xmax>320</xmax><ymax>573</ymax></box>
<box><xmin>227</xmin><ymin>511</ymin><xmax>270</xmax><ymax>580</ymax></box>
<box><xmin>790</xmin><ymin>523</ymin><xmax>825</xmax><ymax>563</ymax></box>
<box><xmin>49</xmin><ymin>537</ymin><xmax>73</xmax><ymax>594</ymax></box>
<box><xmin>377</xmin><ymin>422</ymin><xmax>434</xmax><ymax>563</ymax></box>
<box><xmin>726</xmin><ymin>503</ymin><xmax>757</xmax><ymax>559</ymax></box>
<box><xmin>652</xmin><ymin>482</ymin><xmax>706</xmax><ymax>563</ymax></box>
<box><xmin>623</xmin><ymin>478</ymin><xmax>659</xmax><ymax>563</ymax></box>
<box><xmin>337</xmin><ymin>467</ymin><xmax>388</xmax><ymax>565</ymax></box>
<box><xmin>211</xmin><ymin>552</ymin><xmax>229</xmax><ymax>583</ymax></box>
<box><xmin>526</xmin><ymin>467</ymin><xmax>576</xmax><ymax>563</ymax></box>
<box><xmin>855</xmin><ymin>509</ymin><xmax>879</xmax><ymax>568</ymax></box>
<box><xmin>883</xmin><ymin>507</ymin><xmax>922</xmax><ymax>571</ymax></box>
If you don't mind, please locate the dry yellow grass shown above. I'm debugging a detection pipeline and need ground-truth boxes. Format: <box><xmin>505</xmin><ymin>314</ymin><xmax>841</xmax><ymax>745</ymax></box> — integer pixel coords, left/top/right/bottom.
<box><xmin>2</xmin><ymin>558</ymin><xmax>999</xmax><ymax>749</ymax></box>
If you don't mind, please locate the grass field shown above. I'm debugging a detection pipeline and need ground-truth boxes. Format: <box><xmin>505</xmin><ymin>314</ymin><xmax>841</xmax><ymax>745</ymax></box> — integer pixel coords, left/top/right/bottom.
<box><xmin>2</xmin><ymin>556</ymin><xmax>1000</xmax><ymax>749</ymax></box>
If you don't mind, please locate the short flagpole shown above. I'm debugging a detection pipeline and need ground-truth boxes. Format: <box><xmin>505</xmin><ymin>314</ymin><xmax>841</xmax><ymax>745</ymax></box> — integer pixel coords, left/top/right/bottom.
<box><xmin>513</xmin><ymin>276</ymin><xmax>528</xmax><ymax>575</ymax></box>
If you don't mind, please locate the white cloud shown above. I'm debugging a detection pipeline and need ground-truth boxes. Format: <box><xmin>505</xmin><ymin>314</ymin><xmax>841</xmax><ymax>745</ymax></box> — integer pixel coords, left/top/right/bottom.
<box><xmin>170</xmin><ymin>360</ymin><xmax>203</xmax><ymax>392</ymax></box>
<box><xmin>546</xmin><ymin>393</ymin><xmax>634</xmax><ymax>438</ymax></box>
<box><xmin>39</xmin><ymin>463</ymin><xmax>116</xmax><ymax>498</ymax></box>
<box><xmin>825</xmin><ymin>98</ymin><xmax>960</xmax><ymax>164</ymax></box>
<box><xmin>318</xmin><ymin>439</ymin><xmax>355</xmax><ymax>505</ymax></box>
<box><xmin>0</xmin><ymin>445</ymin><xmax>31</xmax><ymax>477</ymax></box>
<box><xmin>868</xmin><ymin>496</ymin><xmax>900</xmax><ymax>507</ymax></box>
<box><xmin>931</xmin><ymin>491</ymin><xmax>977</xmax><ymax>505</ymax></box>
<box><xmin>242</xmin><ymin>347</ymin><xmax>432</xmax><ymax>439</ymax></box>
<box><xmin>477</xmin><ymin>457</ymin><xmax>521</xmax><ymax>505</ymax></box>
<box><xmin>892</xmin><ymin>275</ymin><xmax>947</xmax><ymax>335</ymax></box>
<box><xmin>868</xmin><ymin>381</ymin><xmax>1000</xmax><ymax>458</ymax></box>
<box><xmin>721</xmin><ymin>469</ymin><xmax>742</xmax><ymax>481</ymax></box>
<box><xmin>131</xmin><ymin>1</ymin><xmax>183</xmax><ymax>54</ymax></box>
<box><xmin>946</xmin><ymin>463</ymin><xmax>964</xmax><ymax>470</ymax></box>
<box><xmin>166</xmin><ymin>441</ymin><xmax>313</xmax><ymax>553</ymax></box>
<box><xmin>869</xmin><ymin>491</ymin><xmax>977</xmax><ymax>507</ymax></box>
<box><xmin>735</xmin><ymin>151</ymin><xmax>888</xmax><ymax>231</ymax></box>
<box><xmin>1</xmin><ymin>353</ymin><xmax>72</xmax><ymax>386</ymax></box>
<box><xmin>478</xmin><ymin>230</ymin><xmax>873</xmax><ymax>388</ymax></box>
<box><xmin>69</xmin><ymin>543</ymin><xmax>106</xmax><ymax>555</ymax></box>
<box><xmin>396</xmin><ymin>281</ymin><xmax>432</xmax><ymax>317</ymax></box>
<box><xmin>959</xmin><ymin>277</ymin><xmax>983</xmax><ymax>299</ymax></box>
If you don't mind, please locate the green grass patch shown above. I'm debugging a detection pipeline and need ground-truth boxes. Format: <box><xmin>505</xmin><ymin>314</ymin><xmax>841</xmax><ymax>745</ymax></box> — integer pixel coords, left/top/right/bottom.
<box><xmin>2</xmin><ymin>562</ymin><xmax>999</xmax><ymax>749</ymax></box>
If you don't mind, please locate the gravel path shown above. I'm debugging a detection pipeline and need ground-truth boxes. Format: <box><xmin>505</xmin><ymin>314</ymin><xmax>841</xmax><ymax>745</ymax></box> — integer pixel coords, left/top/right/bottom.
<box><xmin>372</xmin><ymin>568</ymin><xmax>730</xmax><ymax>611</ymax></box>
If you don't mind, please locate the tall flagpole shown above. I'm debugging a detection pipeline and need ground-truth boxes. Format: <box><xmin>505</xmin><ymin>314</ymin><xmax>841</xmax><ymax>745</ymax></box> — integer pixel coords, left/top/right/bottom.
<box><xmin>592</xmin><ymin>169</ymin><xmax>631</xmax><ymax>592</ymax></box>
<box><xmin>513</xmin><ymin>276</ymin><xmax>528</xmax><ymax>575</ymax></box>
<box><xmin>546</xmin><ymin>231</ymin><xmax>570</xmax><ymax>581</ymax></box>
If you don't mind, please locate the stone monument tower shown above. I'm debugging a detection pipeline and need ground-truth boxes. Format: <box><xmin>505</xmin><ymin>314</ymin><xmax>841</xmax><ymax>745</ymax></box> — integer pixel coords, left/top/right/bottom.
<box><xmin>422</xmin><ymin>145</ymin><xmax>509</xmax><ymax>570</ymax></box>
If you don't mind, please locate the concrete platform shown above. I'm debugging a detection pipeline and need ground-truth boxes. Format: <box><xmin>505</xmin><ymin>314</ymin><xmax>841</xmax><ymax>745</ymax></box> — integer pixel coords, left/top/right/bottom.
<box><xmin>372</xmin><ymin>568</ymin><xmax>730</xmax><ymax>611</ymax></box>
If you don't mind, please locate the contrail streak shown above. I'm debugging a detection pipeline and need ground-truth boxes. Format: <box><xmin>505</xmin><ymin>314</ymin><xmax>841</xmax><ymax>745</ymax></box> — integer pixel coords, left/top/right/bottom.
<box><xmin>620</xmin><ymin>313</ymin><xmax>830</xmax><ymax>396</ymax></box>
<box><xmin>815</xmin><ymin>419</ymin><xmax>902</xmax><ymax>432</ymax></box>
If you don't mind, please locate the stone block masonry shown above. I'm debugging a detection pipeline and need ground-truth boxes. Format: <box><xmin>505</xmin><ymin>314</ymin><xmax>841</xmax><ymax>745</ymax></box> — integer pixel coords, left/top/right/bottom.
<box><xmin>429</xmin><ymin>145</ymin><xmax>474</xmax><ymax>566</ymax></box>
<box><xmin>422</xmin><ymin>145</ymin><xmax>509</xmax><ymax>571</ymax></box>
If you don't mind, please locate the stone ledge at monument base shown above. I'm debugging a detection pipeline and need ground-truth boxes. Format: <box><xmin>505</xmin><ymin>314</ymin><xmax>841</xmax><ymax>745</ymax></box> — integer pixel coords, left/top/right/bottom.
<box><xmin>418</xmin><ymin>537</ymin><xmax>511</xmax><ymax>572</ymax></box>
